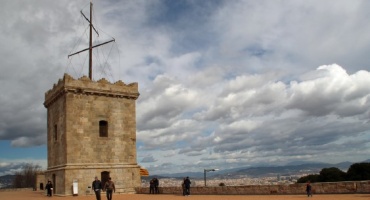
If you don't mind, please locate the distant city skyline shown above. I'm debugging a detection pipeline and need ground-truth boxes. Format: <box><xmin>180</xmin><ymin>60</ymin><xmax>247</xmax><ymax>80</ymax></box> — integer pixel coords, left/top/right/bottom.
<box><xmin>1</xmin><ymin>0</ymin><xmax>370</xmax><ymax>176</ymax></box>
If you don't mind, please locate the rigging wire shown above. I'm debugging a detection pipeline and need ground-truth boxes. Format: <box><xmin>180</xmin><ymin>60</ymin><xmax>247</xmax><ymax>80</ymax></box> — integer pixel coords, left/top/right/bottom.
<box><xmin>95</xmin><ymin>42</ymin><xmax>115</xmax><ymax>82</ymax></box>
<box><xmin>104</xmin><ymin>43</ymin><xmax>116</xmax><ymax>81</ymax></box>
<box><xmin>78</xmin><ymin>53</ymin><xmax>89</xmax><ymax>77</ymax></box>
<box><xmin>68</xmin><ymin>26</ymin><xmax>89</xmax><ymax>57</ymax></box>
<box><xmin>91</xmin><ymin>3</ymin><xmax>117</xmax><ymax>82</ymax></box>
<box><xmin>90</xmin><ymin>1</ymin><xmax>111</xmax><ymax>81</ymax></box>
<box><xmin>113</xmin><ymin>41</ymin><xmax>123</xmax><ymax>81</ymax></box>
<box><xmin>66</xmin><ymin>12</ymin><xmax>90</xmax><ymax>78</ymax></box>
<box><xmin>67</xmin><ymin>1</ymin><xmax>90</xmax><ymax>56</ymax></box>
<box><xmin>93</xmin><ymin>40</ymin><xmax>109</xmax><ymax>78</ymax></box>
<box><xmin>93</xmin><ymin>2</ymin><xmax>116</xmax><ymax>81</ymax></box>
<box><xmin>66</xmin><ymin>1</ymin><xmax>119</xmax><ymax>82</ymax></box>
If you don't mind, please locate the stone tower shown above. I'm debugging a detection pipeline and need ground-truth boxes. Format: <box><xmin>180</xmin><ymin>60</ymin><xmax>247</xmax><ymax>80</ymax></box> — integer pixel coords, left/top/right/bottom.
<box><xmin>43</xmin><ymin>74</ymin><xmax>140</xmax><ymax>196</ymax></box>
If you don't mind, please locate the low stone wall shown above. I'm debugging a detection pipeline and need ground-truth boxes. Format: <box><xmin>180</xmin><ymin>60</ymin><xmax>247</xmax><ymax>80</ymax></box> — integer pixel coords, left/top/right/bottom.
<box><xmin>135</xmin><ymin>181</ymin><xmax>370</xmax><ymax>195</ymax></box>
<box><xmin>0</xmin><ymin>188</ymin><xmax>34</xmax><ymax>192</ymax></box>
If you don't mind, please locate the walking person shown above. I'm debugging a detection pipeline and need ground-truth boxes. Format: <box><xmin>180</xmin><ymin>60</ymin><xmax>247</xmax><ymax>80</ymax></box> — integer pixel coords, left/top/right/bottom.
<box><xmin>104</xmin><ymin>177</ymin><xmax>116</xmax><ymax>200</ymax></box>
<box><xmin>184</xmin><ymin>176</ymin><xmax>191</xmax><ymax>196</ymax></box>
<box><xmin>306</xmin><ymin>181</ymin><xmax>313</xmax><ymax>197</ymax></box>
<box><xmin>45</xmin><ymin>180</ymin><xmax>53</xmax><ymax>197</ymax></box>
<box><xmin>92</xmin><ymin>176</ymin><xmax>103</xmax><ymax>200</ymax></box>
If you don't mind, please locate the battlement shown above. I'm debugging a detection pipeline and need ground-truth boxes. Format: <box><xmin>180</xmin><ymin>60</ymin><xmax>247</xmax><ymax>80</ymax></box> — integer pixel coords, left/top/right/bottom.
<box><xmin>44</xmin><ymin>73</ymin><xmax>139</xmax><ymax>107</ymax></box>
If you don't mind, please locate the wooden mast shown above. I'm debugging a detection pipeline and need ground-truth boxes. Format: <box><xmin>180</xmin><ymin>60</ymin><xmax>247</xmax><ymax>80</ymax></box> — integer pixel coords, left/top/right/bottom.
<box><xmin>89</xmin><ymin>2</ymin><xmax>93</xmax><ymax>80</ymax></box>
<box><xmin>68</xmin><ymin>1</ymin><xmax>115</xmax><ymax>80</ymax></box>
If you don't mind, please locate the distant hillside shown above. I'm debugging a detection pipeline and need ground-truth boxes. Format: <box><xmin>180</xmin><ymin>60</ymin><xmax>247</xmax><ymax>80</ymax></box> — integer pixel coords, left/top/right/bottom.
<box><xmin>0</xmin><ymin>175</ymin><xmax>15</xmax><ymax>188</ymax></box>
<box><xmin>155</xmin><ymin>171</ymin><xmax>205</xmax><ymax>179</ymax></box>
<box><xmin>229</xmin><ymin>162</ymin><xmax>353</xmax><ymax>178</ymax></box>
<box><xmin>155</xmin><ymin>161</ymin><xmax>357</xmax><ymax>178</ymax></box>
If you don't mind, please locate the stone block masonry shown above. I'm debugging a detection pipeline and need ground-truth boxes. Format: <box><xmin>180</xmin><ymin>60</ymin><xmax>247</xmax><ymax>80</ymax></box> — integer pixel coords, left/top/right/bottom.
<box><xmin>43</xmin><ymin>74</ymin><xmax>141</xmax><ymax>196</ymax></box>
<box><xmin>135</xmin><ymin>181</ymin><xmax>370</xmax><ymax>195</ymax></box>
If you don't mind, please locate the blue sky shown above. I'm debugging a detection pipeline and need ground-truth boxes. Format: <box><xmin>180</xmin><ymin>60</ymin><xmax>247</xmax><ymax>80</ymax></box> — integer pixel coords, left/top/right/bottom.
<box><xmin>1</xmin><ymin>0</ymin><xmax>370</xmax><ymax>176</ymax></box>
<box><xmin>0</xmin><ymin>141</ymin><xmax>45</xmax><ymax>159</ymax></box>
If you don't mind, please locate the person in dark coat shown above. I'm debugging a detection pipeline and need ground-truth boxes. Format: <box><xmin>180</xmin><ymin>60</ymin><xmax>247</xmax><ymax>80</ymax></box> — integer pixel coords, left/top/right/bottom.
<box><xmin>149</xmin><ymin>179</ymin><xmax>155</xmax><ymax>194</ymax></box>
<box><xmin>153</xmin><ymin>178</ymin><xmax>159</xmax><ymax>194</ymax></box>
<box><xmin>183</xmin><ymin>177</ymin><xmax>191</xmax><ymax>196</ymax></box>
<box><xmin>306</xmin><ymin>181</ymin><xmax>313</xmax><ymax>197</ymax></box>
<box><xmin>181</xmin><ymin>178</ymin><xmax>186</xmax><ymax>196</ymax></box>
<box><xmin>92</xmin><ymin>176</ymin><xmax>103</xmax><ymax>200</ymax></box>
<box><xmin>45</xmin><ymin>180</ymin><xmax>53</xmax><ymax>197</ymax></box>
<box><xmin>104</xmin><ymin>177</ymin><xmax>115</xmax><ymax>200</ymax></box>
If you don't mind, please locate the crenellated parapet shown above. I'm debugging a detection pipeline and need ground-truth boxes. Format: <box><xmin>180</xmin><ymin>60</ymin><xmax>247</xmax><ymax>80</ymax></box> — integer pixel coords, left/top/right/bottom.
<box><xmin>44</xmin><ymin>73</ymin><xmax>139</xmax><ymax>107</ymax></box>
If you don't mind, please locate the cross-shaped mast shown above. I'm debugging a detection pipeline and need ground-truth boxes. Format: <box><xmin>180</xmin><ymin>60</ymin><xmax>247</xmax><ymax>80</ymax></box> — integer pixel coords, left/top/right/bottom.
<box><xmin>68</xmin><ymin>2</ymin><xmax>115</xmax><ymax>80</ymax></box>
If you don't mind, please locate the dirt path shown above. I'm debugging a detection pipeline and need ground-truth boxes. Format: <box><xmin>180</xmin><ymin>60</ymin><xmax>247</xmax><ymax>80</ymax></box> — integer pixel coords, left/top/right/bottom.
<box><xmin>2</xmin><ymin>190</ymin><xmax>370</xmax><ymax>200</ymax></box>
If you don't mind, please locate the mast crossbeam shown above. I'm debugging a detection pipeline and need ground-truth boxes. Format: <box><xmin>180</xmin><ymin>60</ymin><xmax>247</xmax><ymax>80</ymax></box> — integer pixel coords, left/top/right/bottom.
<box><xmin>68</xmin><ymin>39</ymin><xmax>115</xmax><ymax>58</ymax></box>
<box><xmin>69</xmin><ymin>2</ymin><xmax>114</xmax><ymax>80</ymax></box>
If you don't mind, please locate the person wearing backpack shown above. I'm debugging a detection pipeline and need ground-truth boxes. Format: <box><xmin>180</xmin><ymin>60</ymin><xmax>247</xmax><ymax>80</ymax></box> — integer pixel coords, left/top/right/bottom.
<box><xmin>104</xmin><ymin>177</ymin><xmax>116</xmax><ymax>200</ymax></box>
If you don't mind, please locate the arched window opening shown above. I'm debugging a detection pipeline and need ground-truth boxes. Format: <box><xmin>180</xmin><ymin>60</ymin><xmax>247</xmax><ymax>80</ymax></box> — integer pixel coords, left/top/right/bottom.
<box><xmin>99</xmin><ymin>120</ymin><xmax>108</xmax><ymax>137</ymax></box>
<box><xmin>54</xmin><ymin>124</ymin><xmax>57</xmax><ymax>141</ymax></box>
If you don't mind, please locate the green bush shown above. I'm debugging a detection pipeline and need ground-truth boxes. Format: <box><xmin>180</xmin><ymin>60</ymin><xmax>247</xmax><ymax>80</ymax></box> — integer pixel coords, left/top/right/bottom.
<box><xmin>347</xmin><ymin>163</ymin><xmax>370</xmax><ymax>181</ymax></box>
<box><xmin>219</xmin><ymin>182</ymin><xmax>226</xmax><ymax>186</ymax></box>
<box><xmin>297</xmin><ymin>162</ymin><xmax>370</xmax><ymax>183</ymax></box>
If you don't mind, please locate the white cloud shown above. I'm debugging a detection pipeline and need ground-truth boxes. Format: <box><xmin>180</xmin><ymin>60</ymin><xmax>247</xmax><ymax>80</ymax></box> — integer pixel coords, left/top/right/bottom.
<box><xmin>0</xmin><ymin>159</ymin><xmax>47</xmax><ymax>176</ymax></box>
<box><xmin>288</xmin><ymin>64</ymin><xmax>370</xmax><ymax>117</ymax></box>
<box><xmin>139</xmin><ymin>64</ymin><xmax>370</xmax><ymax>174</ymax></box>
<box><xmin>1</xmin><ymin>0</ymin><xmax>370</xmax><ymax>175</ymax></box>
<box><xmin>141</xmin><ymin>155</ymin><xmax>158</xmax><ymax>163</ymax></box>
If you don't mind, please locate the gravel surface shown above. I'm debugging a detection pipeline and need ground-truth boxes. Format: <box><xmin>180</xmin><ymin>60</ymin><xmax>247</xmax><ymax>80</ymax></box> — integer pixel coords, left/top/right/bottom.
<box><xmin>3</xmin><ymin>190</ymin><xmax>370</xmax><ymax>200</ymax></box>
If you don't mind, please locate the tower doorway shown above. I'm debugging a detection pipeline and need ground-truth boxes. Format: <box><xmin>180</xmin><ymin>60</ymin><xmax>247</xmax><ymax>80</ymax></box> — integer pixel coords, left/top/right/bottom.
<box><xmin>101</xmin><ymin>171</ymin><xmax>110</xmax><ymax>188</ymax></box>
<box><xmin>52</xmin><ymin>174</ymin><xmax>56</xmax><ymax>194</ymax></box>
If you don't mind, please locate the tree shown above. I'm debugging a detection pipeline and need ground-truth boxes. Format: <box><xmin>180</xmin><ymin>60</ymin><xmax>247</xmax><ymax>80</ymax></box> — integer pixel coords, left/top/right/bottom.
<box><xmin>297</xmin><ymin>174</ymin><xmax>320</xmax><ymax>183</ymax></box>
<box><xmin>13</xmin><ymin>173</ymin><xmax>24</xmax><ymax>188</ymax></box>
<box><xmin>12</xmin><ymin>163</ymin><xmax>41</xmax><ymax>188</ymax></box>
<box><xmin>346</xmin><ymin>162</ymin><xmax>370</xmax><ymax>181</ymax></box>
<box><xmin>297</xmin><ymin>162</ymin><xmax>370</xmax><ymax>183</ymax></box>
<box><xmin>318</xmin><ymin>167</ymin><xmax>346</xmax><ymax>182</ymax></box>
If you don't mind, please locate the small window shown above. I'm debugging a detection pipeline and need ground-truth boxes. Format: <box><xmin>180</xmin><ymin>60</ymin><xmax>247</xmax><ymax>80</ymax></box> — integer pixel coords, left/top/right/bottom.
<box><xmin>99</xmin><ymin>120</ymin><xmax>108</xmax><ymax>137</ymax></box>
<box><xmin>54</xmin><ymin>124</ymin><xmax>57</xmax><ymax>141</ymax></box>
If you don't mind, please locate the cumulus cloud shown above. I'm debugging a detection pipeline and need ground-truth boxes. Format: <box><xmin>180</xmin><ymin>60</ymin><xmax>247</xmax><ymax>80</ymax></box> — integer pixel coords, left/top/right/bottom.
<box><xmin>288</xmin><ymin>64</ymin><xmax>370</xmax><ymax>117</ymax></box>
<box><xmin>141</xmin><ymin>155</ymin><xmax>158</xmax><ymax>163</ymax></box>
<box><xmin>0</xmin><ymin>159</ymin><xmax>47</xmax><ymax>176</ymax></box>
<box><xmin>1</xmin><ymin>0</ymin><xmax>370</xmax><ymax>175</ymax></box>
<box><xmin>138</xmin><ymin>64</ymin><xmax>370</xmax><ymax>173</ymax></box>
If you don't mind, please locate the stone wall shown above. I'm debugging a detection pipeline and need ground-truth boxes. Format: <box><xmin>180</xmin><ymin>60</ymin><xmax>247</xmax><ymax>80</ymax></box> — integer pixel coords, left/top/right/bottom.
<box><xmin>135</xmin><ymin>181</ymin><xmax>370</xmax><ymax>195</ymax></box>
<box><xmin>0</xmin><ymin>188</ymin><xmax>34</xmax><ymax>192</ymax></box>
<box><xmin>43</xmin><ymin>74</ymin><xmax>141</xmax><ymax>196</ymax></box>
<box><xmin>35</xmin><ymin>172</ymin><xmax>45</xmax><ymax>191</ymax></box>
<box><xmin>44</xmin><ymin>74</ymin><xmax>140</xmax><ymax>167</ymax></box>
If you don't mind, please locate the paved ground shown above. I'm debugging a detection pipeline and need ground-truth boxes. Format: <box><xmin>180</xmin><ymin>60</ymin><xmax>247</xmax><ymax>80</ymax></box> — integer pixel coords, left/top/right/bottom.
<box><xmin>2</xmin><ymin>190</ymin><xmax>370</xmax><ymax>200</ymax></box>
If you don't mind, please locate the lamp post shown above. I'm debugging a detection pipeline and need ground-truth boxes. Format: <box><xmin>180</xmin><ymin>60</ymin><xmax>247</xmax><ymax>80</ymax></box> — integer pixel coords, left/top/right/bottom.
<box><xmin>204</xmin><ymin>168</ymin><xmax>219</xmax><ymax>187</ymax></box>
